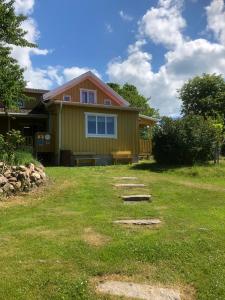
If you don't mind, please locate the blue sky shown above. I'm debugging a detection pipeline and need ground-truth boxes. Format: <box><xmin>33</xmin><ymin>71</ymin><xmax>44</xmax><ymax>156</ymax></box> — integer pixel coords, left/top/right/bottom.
<box><xmin>12</xmin><ymin>0</ymin><xmax>225</xmax><ymax>115</ymax></box>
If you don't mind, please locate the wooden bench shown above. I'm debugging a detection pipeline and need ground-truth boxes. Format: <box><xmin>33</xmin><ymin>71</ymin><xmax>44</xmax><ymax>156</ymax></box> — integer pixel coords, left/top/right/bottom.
<box><xmin>73</xmin><ymin>152</ymin><xmax>98</xmax><ymax>166</ymax></box>
<box><xmin>112</xmin><ymin>151</ymin><xmax>133</xmax><ymax>165</ymax></box>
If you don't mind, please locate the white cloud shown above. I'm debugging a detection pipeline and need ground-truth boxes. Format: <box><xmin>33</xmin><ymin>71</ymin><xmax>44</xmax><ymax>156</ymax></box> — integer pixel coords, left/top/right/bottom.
<box><xmin>139</xmin><ymin>0</ymin><xmax>186</xmax><ymax>48</ymax></box>
<box><xmin>14</xmin><ymin>0</ymin><xmax>35</xmax><ymax>15</ymax></box>
<box><xmin>63</xmin><ymin>67</ymin><xmax>101</xmax><ymax>81</ymax></box>
<box><xmin>105</xmin><ymin>23</ymin><xmax>113</xmax><ymax>33</ymax></box>
<box><xmin>11</xmin><ymin>1</ymin><xmax>102</xmax><ymax>90</ymax></box>
<box><xmin>206</xmin><ymin>0</ymin><xmax>225</xmax><ymax>46</ymax></box>
<box><xmin>119</xmin><ymin>10</ymin><xmax>133</xmax><ymax>22</ymax></box>
<box><xmin>107</xmin><ymin>0</ymin><xmax>225</xmax><ymax>116</ymax></box>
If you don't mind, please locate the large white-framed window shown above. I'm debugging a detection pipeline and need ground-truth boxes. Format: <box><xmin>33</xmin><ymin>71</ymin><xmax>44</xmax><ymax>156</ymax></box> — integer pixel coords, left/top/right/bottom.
<box><xmin>85</xmin><ymin>112</ymin><xmax>117</xmax><ymax>138</ymax></box>
<box><xmin>80</xmin><ymin>89</ymin><xmax>97</xmax><ymax>104</ymax></box>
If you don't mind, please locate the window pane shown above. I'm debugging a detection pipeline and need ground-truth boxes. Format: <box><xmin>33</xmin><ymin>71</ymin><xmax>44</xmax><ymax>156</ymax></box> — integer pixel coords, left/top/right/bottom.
<box><xmin>82</xmin><ymin>91</ymin><xmax>88</xmax><ymax>103</ymax></box>
<box><xmin>97</xmin><ymin>116</ymin><xmax>105</xmax><ymax>134</ymax></box>
<box><xmin>87</xmin><ymin>116</ymin><xmax>96</xmax><ymax>134</ymax></box>
<box><xmin>106</xmin><ymin>117</ymin><xmax>115</xmax><ymax>135</ymax></box>
<box><xmin>88</xmin><ymin>91</ymin><xmax>95</xmax><ymax>104</ymax></box>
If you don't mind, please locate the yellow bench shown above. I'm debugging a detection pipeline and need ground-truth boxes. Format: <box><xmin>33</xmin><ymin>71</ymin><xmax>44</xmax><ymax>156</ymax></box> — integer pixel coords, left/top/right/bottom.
<box><xmin>112</xmin><ymin>151</ymin><xmax>133</xmax><ymax>165</ymax></box>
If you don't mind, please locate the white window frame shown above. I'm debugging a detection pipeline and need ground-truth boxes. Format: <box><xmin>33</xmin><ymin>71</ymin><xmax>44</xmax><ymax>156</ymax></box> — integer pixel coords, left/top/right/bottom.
<box><xmin>63</xmin><ymin>95</ymin><xmax>71</xmax><ymax>102</ymax></box>
<box><xmin>85</xmin><ymin>112</ymin><xmax>117</xmax><ymax>139</ymax></box>
<box><xmin>80</xmin><ymin>89</ymin><xmax>97</xmax><ymax>104</ymax></box>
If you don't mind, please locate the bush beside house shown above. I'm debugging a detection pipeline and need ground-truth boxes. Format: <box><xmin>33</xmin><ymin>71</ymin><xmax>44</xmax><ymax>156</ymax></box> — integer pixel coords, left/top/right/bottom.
<box><xmin>153</xmin><ymin>115</ymin><xmax>221</xmax><ymax>165</ymax></box>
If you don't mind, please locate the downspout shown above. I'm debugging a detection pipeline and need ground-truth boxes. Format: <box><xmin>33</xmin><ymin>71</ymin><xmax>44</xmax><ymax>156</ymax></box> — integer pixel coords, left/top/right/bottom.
<box><xmin>57</xmin><ymin>101</ymin><xmax>63</xmax><ymax>165</ymax></box>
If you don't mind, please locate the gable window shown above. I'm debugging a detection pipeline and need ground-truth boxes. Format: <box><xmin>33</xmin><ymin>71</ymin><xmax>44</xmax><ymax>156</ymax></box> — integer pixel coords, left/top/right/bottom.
<box><xmin>85</xmin><ymin>113</ymin><xmax>117</xmax><ymax>138</ymax></box>
<box><xmin>80</xmin><ymin>89</ymin><xmax>96</xmax><ymax>104</ymax></box>
<box><xmin>63</xmin><ymin>95</ymin><xmax>71</xmax><ymax>102</ymax></box>
<box><xmin>104</xmin><ymin>99</ymin><xmax>112</xmax><ymax>106</ymax></box>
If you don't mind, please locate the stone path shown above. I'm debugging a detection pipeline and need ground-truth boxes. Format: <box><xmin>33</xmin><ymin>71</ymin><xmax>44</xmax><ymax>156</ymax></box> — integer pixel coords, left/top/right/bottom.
<box><xmin>97</xmin><ymin>280</ymin><xmax>181</xmax><ymax>300</ymax></box>
<box><xmin>122</xmin><ymin>194</ymin><xmax>151</xmax><ymax>202</ymax></box>
<box><xmin>114</xmin><ymin>183</ymin><xmax>146</xmax><ymax>188</ymax></box>
<box><xmin>113</xmin><ymin>219</ymin><xmax>161</xmax><ymax>226</ymax></box>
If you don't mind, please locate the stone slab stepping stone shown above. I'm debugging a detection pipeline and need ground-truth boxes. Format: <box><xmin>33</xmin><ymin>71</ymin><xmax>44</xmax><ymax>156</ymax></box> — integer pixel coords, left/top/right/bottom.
<box><xmin>114</xmin><ymin>219</ymin><xmax>161</xmax><ymax>226</ymax></box>
<box><xmin>114</xmin><ymin>183</ymin><xmax>146</xmax><ymax>188</ymax></box>
<box><xmin>97</xmin><ymin>280</ymin><xmax>181</xmax><ymax>300</ymax></box>
<box><xmin>113</xmin><ymin>177</ymin><xmax>138</xmax><ymax>180</ymax></box>
<box><xmin>122</xmin><ymin>194</ymin><xmax>151</xmax><ymax>201</ymax></box>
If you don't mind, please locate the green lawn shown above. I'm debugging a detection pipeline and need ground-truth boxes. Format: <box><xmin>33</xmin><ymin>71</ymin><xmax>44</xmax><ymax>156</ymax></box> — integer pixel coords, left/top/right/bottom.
<box><xmin>1</xmin><ymin>161</ymin><xmax>225</xmax><ymax>299</ymax></box>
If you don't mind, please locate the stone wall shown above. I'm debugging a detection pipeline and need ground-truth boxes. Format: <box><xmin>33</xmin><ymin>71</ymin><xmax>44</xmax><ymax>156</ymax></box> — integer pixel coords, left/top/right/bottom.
<box><xmin>0</xmin><ymin>162</ymin><xmax>47</xmax><ymax>196</ymax></box>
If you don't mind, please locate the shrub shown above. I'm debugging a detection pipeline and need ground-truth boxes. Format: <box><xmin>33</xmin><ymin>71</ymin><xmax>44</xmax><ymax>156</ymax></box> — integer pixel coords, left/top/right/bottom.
<box><xmin>153</xmin><ymin>115</ymin><xmax>220</xmax><ymax>165</ymax></box>
<box><xmin>0</xmin><ymin>130</ymin><xmax>38</xmax><ymax>165</ymax></box>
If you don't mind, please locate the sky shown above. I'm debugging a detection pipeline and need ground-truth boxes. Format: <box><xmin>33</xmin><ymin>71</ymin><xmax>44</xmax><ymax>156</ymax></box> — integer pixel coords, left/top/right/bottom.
<box><xmin>12</xmin><ymin>0</ymin><xmax>225</xmax><ymax>116</ymax></box>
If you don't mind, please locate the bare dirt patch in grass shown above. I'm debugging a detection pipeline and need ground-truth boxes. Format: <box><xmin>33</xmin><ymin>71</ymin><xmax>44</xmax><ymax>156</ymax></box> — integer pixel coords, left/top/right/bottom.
<box><xmin>82</xmin><ymin>227</ymin><xmax>110</xmax><ymax>247</ymax></box>
<box><xmin>21</xmin><ymin>226</ymin><xmax>72</xmax><ymax>241</ymax></box>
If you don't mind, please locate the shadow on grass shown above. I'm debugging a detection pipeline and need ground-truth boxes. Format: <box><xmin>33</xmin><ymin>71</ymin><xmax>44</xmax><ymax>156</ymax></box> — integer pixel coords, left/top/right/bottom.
<box><xmin>131</xmin><ymin>161</ymin><xmax>192</xmax><ymax>173</ymax></box>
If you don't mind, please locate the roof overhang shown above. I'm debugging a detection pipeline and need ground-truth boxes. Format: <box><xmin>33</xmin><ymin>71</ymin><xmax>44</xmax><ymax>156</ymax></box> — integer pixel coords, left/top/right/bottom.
<box><xmin>139</xmin><ymin>114</ymin><xmax>158</xmax><ymax>126</ymax></box>
<box><xmin>43</xmin><ymin>71</ymin><xmax>130</xmax><ymax>107</ymax></box>
<box><xmin>0</xmin><ymin>111</ymin><xmax>48</xmax><ymax>119</ymax></box>
<box><xmin>46</xmin><ymin>100</ymin><xmax>139</xmax><ymax>112</ymax></box>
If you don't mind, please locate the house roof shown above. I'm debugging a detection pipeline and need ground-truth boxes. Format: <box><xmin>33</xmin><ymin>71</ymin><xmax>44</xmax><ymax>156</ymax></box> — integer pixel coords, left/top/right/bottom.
<box><xmin>25</xmin><ymin>88</ymin><xmax>49</xmax><ymax>94</ymax></box>
<box><xmin>43</xmin><ymin>71</ymin><xmax>129</xmax><ymax>107</ymax></box>
<box><xmin>47</xmin><ymin>100</ymin><xmax>139</xmax><ymax>112</ymax></box>
<box><xmin>139</xmin><ymin>114</ymin><xmax>158</xmax><ymax>126</ymax></box>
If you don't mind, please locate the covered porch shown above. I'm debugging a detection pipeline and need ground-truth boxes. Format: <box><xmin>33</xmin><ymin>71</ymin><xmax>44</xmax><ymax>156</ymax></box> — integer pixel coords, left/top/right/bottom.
<box><xmin>138</xmin><ymin>114</ymin><xmax>157</xmax><ymax>159</ymax></box>
<box><xmin>0</xmin><ymin>111</ymin><xmax>49</xmax><ymax>152</ymax></box>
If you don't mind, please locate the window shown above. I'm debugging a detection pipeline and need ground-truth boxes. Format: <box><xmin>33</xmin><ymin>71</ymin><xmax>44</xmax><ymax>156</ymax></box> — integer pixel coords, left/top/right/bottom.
<box><xmin>104</xmin><ymin>99</ymin><xmax>112</xmax><ymax>106</ymax></box>
<box><xmin>85</xmin><ymin>113</ymin><xmax>117</xmax><ymax>138</ymax></box>
<box><xmin>63</xmin><ymin>95</ymin><xmax>71</xmax><ymax>102</ymax></box>
<box><xmin>80</xmin><ymin>89</ymin><xmax>96</xmax><ymax>104</ymax></box>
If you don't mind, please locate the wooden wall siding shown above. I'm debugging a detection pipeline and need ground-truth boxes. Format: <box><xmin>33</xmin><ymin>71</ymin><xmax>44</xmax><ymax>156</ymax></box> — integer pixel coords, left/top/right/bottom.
<box><xmin>60</xmin><ymin>106</ymin><xmax>139</xmax><ymax>155</ymax></box>
<box><xmin>52</xmin><ymin>79</ymin><xmax>120</xmax><ymax>106</ymax></box>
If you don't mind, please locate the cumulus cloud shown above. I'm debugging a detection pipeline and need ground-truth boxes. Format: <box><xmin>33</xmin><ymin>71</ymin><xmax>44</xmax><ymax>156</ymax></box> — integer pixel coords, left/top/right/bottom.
<box><xmin>107</xmin><ymin>0</ymin><xmax>225</xmax><ymax>116</ymax></box>
<box><xmin>206</xmin><ymin>0</ymin><xmax>225</xmax><ymax>46</ymax></box>
<box><xmin>14</xmin><ymin>0</ymin><xmax>35</xmax><ymax>15</ymax></box>
<box><xmin>139</xmin><ymin>0</ymin><xmax>186</xmax><ymax>48</ymax></box>
<box><xmin>119</xmin><ymin>10</ymin><xmax>133</xmax><ymax>22</ymax></box>
<box><xmin>11</xmin><ymin>0</ymin><xmax>101</xmax><ymax>90</ymax></box>
<box><xmin>63</xmin><ymin>67</ymin><xmax>101</xmax><ymax>81</ymax></box>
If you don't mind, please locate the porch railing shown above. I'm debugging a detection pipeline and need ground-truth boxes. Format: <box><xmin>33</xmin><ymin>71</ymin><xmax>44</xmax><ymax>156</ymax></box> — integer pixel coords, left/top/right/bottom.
<box><xmin>139</xmin><ymin>139</ymin><xmax>152</xmax><ymax>156</ymax></box>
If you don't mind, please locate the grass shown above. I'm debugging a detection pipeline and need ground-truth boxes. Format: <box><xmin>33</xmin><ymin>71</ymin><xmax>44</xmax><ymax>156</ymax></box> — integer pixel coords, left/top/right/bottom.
<box><xmin>1</xmin><ymin>160</ymin><xmax>225</xmax><ymax>299</ymax></box>
<box><xmin>0</xmin><ymin>150</ymin><xmax>39</xmax><ymax>166</ymax></box>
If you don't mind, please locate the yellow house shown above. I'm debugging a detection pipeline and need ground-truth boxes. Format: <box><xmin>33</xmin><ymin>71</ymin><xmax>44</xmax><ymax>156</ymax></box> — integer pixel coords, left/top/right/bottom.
<box><xmin>0</xmin><ymin>71</ymin><xmax>156</xmax><ymax>165</ymax></box>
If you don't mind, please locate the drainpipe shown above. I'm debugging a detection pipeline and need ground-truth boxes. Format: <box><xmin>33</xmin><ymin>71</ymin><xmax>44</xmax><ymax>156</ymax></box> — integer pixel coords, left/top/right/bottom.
<box><xmin>57</xmin><ymin>101</ymin><xmax>63</xmax><ymax>165</ymax></box>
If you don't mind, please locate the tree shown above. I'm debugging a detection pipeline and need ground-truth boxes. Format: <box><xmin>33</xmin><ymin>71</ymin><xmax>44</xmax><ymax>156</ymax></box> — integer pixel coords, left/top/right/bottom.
<box><xmin>108</xmin><ymin>82</ymin><xmax>159</xmax><ymax>117</ymax></box>
<box><xmin>0</xmin><ymin>0</ymin><xmax>36</xmax><ymax>128</ymax></box>
<box><xmin>0</xmin><ymin>0</ymin><xmax>35</xmax><ymax>47</ymax></box>
<box><xmin>153</xmin><ymin>115</ymin><xmax>220</xmax><ymax>165</ymax></box>
<box><xmin>179</xmin><ymin>73</ymin><xmax>225</xmax><ymax>120</ymax></box>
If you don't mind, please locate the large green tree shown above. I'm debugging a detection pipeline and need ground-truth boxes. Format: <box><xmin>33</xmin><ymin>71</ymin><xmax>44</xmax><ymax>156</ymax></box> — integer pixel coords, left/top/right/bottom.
<box><xmin>108</xmin><ymin>82</ymin><xmax>159</xmax><ymax>117</ymax></box>
<box><xmin>0</xmin><ymin>0</ymin><xmax>36</xmax><ymax>119</ymax></box>
<box><xmin>179</xmin><ymin>73</ymin><xmax>225</xmax><ymax>120</ymax></box>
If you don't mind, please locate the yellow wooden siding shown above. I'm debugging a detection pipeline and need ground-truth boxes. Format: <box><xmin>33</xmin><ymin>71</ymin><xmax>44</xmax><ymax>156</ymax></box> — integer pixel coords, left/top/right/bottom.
<box><xmin>60</xmin><ymin>105</ymin><xmax>139</xmax><ymax>155</ymax></box>
<box><xmin>52</xmin><ymin>79</ymin><xmax>120</xmax><ymax>106</ymax></box>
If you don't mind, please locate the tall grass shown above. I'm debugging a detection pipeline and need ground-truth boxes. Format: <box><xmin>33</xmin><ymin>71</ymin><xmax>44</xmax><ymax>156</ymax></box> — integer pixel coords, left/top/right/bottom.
<box><xmin>0</xmin><ymin>150</ymin><xmax>39</xmax><ymax>166</ymax></box>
